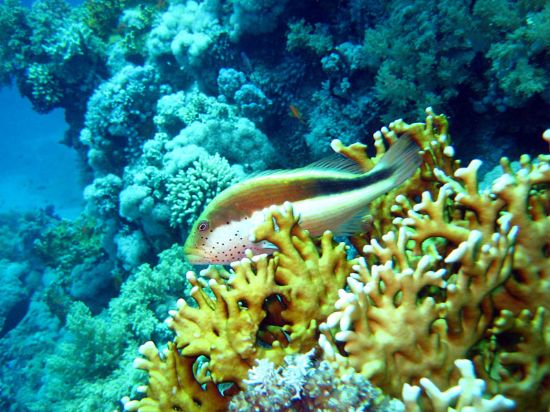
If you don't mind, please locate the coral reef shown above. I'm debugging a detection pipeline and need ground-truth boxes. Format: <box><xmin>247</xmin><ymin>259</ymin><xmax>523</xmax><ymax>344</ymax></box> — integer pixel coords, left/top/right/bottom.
<box><xmin>35</xmin><ymin>244</ymin><xmax>191</xmax><ymax>411</ymax></box>
<box><xmin>402</xmin><ymin>359</ymin><xmax>515</xmax><ymax>412</ymax></box>
<box><xmin>80</xmin><ymin>64</ymin><xmax>162</xmax><ymax>174</ymax></box>
<box><xmin>0</xmin><ymin>0</ymin><xmax>108</xmax><ymax>143</ymax></box>
<box><xmin>126</xmin><ymin>203</ymin><xmax>352</xmax><ymax>411</ymax></box>
<box><xmin>126</xmin><ymin>110</ymin><xmax>548</xmax><ymax>411</ymax></box>
<box><xmin>361</xmin><ymin>1</ymin><xmax>475</xmax><ymax>120</ymax></box>
<box><xmin>166</xmin><ymin>153</ymin><xmax>239</xmax><ymax>229</ymax></box>
<box><xmin>229</xmin><ymin>349</ymin><xmax>403</xmax><ymax>412</ymax></box>
<box><xmin>320</xmin><ymin>110</ymin><xmax>549</xmax><ymax>410</ymax></box>
<box><xmin>475</xmin><ymin>0</ymin><xmax>550</xmax><ymax>108</ymax></box>
<box><xmin>2</xmin><ymin>0</ymin><xmax>550</xmax><ymax>410</ymax></box>
<box><xmin>228</xmin><ymin>0</ymin><xmax>289</xmax><ymax>39</ymax></box>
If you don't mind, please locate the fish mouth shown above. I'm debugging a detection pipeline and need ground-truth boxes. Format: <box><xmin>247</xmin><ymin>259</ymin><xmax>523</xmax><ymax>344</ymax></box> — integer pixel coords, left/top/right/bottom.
<box><xmin>184</xmin><ymin>248</ymin><xmax>207</xmax><ymax>265</ymax></box>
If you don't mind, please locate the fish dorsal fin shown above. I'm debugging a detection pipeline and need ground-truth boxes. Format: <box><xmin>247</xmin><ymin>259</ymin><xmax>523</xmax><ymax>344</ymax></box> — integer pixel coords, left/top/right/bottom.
<box><xmin>302</xmin><ymin>152</ymin><xmax>364</xmax><ymax>174</ymax></box>
<box><xmin>244</xmin><ymin>153</ymin><xmax>363</xmax><ymax>180</ymax></box>
<box><xmin>244</xmin><ymin>168</ymin><xmax>290</xmax><ymax>180</ymax></box>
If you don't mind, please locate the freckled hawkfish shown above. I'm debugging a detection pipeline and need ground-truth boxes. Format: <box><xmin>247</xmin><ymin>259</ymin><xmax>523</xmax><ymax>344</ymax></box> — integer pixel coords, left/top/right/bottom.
<box><xmin>184</xmin><ymin>136</ymin><xmax>421</xmax><ymax>264</ymax></box>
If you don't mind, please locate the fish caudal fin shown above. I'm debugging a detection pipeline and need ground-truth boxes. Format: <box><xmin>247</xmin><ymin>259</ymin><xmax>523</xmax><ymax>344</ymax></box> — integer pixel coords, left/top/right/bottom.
<box><xmin>371</xmin><ymin>134</ymin><xmax>422</xmax><ymax>188</ymax></box>
<box><xmin>332</xmin><ymin>135</ymin><xmax>421</xmax><ymax>237</ymax></box>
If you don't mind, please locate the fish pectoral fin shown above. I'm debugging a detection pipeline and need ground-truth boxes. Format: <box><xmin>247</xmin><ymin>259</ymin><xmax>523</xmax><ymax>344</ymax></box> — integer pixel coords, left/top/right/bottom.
<box><xmin>259</xmin><ymin>240</ymin><xmax>277</xmax><ymax>250</ymax></box>
<box><xmin>333</xmin><ymin>208</ymin><xmax>371</xmax><ymax>237</ymax></box>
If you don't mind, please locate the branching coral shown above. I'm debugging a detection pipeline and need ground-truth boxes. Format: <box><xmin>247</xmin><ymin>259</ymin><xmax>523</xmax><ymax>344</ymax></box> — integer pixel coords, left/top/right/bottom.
<box><xmin>321</xmin><ymin>216</ymin><xmax>516</xmax><ymax>395</ymax></box>
<box><xmin>320</xmin><ymin>110</ymin><xmax>550</xmax><ymax>410</ymax></box>
<box><xmin>402</xmin><ymin>359</ymin><xmax>515</xmax><ymax>412</ymax></box>
<box><xmin>166</xmin><ymin>153</ymin><xmax>239</xmax><ymax>229</ymax></box>
<box><xmin>120</xmin><ymin>108</ymin><xmax>549</xmax><ymax>411</ymax></box>
<box><xmin>489</xmin><ymin>155</ymin><xmax>550</xmax><ymax>313</ymax></box>
<box><xmin>479</xmin><ymin>307</ymin><xmax>550</xmax><ymax>410</ymax></box>
<box><xmin>126</xmin><ymin>204</ymin><xmax>352</xmax><ymax>410</ymax></box>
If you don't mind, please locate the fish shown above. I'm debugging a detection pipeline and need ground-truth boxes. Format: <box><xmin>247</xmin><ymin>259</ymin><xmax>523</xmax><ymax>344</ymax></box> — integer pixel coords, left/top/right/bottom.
<box><xmin>184</xmin><ymin>135</ymin><xmax>421</xmax><ymax>265</ymax></box>
<box><xmin>289</xmin><ymin>104</ymin><xmax>306</xmax><ymax>125</ymax></box>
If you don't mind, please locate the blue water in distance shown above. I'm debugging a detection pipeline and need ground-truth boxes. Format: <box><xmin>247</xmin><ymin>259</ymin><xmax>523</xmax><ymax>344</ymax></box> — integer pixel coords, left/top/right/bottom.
<box><xmin>0</xmin><ymin>87</ymin><xmax>83</xmax><ymax>218</ymax></box>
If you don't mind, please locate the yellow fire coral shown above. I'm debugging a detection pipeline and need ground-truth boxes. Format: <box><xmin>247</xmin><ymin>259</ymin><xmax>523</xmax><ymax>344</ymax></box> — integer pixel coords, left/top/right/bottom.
<box><xmin>402</xmin><ymin>358</ymin><xmax>515</xmax><ymax>412</ymax></box>
<box><xmin>125</xmin><ymin>203</ymin><xmax>351</xmax><ymax>411</ymax></box>
<box><xmin>126</xmin><ymin>109</ymin><xmax>548</xmax><ymax>411</ymax></box>
<box><xmin>321</xmin><ymin>109</ymin><xmax>549</xmax><ymax>410</ymax></box>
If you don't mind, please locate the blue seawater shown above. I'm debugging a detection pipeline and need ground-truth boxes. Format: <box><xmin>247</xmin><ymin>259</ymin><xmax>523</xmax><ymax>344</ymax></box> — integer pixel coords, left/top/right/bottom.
<box><xmin>0</xmin><ymin>87</ymin><xmax>83</xmax><ymax>217</ymax></box>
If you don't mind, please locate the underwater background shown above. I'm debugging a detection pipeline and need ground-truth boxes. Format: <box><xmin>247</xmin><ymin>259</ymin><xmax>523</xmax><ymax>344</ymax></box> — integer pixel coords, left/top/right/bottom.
<box><xmin>0</xmin><ymin>0</ymin><xmax>548</xmax><ymax>411</ymax></box>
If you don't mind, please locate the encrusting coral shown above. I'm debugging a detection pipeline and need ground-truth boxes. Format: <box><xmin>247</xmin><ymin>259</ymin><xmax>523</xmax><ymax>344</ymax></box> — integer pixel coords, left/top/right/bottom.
<box><xmin>126</xmin><ymin>110</ymin><xmax>548</xmax><ymax>411</ymax></box>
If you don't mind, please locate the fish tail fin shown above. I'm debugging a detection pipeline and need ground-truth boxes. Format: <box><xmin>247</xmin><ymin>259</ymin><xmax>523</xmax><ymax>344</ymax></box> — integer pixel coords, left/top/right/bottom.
<box><xmin>332</xmin><ymin>135</ymin><xmax>421</xmax><ymax>237</ymax></box>
<box><xmin>370</xmin><ymin>133</ymin><xmax>422</xmax><ymax>188</ymax></box>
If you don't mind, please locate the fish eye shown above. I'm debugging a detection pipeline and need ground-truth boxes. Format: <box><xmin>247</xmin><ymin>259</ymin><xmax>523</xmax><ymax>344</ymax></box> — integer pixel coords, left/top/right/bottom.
<box><xmin>198</xmin><ymin>220</ymin><xmax>209</xmax><ymax>232</ymax></box>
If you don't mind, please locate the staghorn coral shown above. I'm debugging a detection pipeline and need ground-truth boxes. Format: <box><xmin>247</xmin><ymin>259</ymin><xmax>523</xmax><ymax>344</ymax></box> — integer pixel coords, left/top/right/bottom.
<box><xmin>126</xmin><ymin>203</ymin><xmax>352</xmax><ymax>411</ymax></box>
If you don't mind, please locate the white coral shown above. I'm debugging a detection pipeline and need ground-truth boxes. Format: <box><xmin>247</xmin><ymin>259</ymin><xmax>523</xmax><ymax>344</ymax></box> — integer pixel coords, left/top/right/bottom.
<box><xmin>402</xmin><ymin>359</ymin><xmax>515</xmax><ymax>412</ymax></box>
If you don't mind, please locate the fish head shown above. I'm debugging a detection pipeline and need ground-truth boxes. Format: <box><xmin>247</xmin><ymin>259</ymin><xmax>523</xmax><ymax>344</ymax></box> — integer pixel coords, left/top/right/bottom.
<box><xmin>184</xmin><ymin>211</ymin><xmax>256</xmax><ymax>265</ymax></box>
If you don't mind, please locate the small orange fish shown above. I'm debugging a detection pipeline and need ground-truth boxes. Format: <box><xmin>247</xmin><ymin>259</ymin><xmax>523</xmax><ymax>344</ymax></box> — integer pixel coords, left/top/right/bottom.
<box><xmin>184</xmin><ymin>136</ymin><xmax>421</xmax><ymax>265</ymax></box>
<box><xmin>289</xmin><ymin>104</ymin><xmax>306</xmax><ymax>125</ymax></box>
